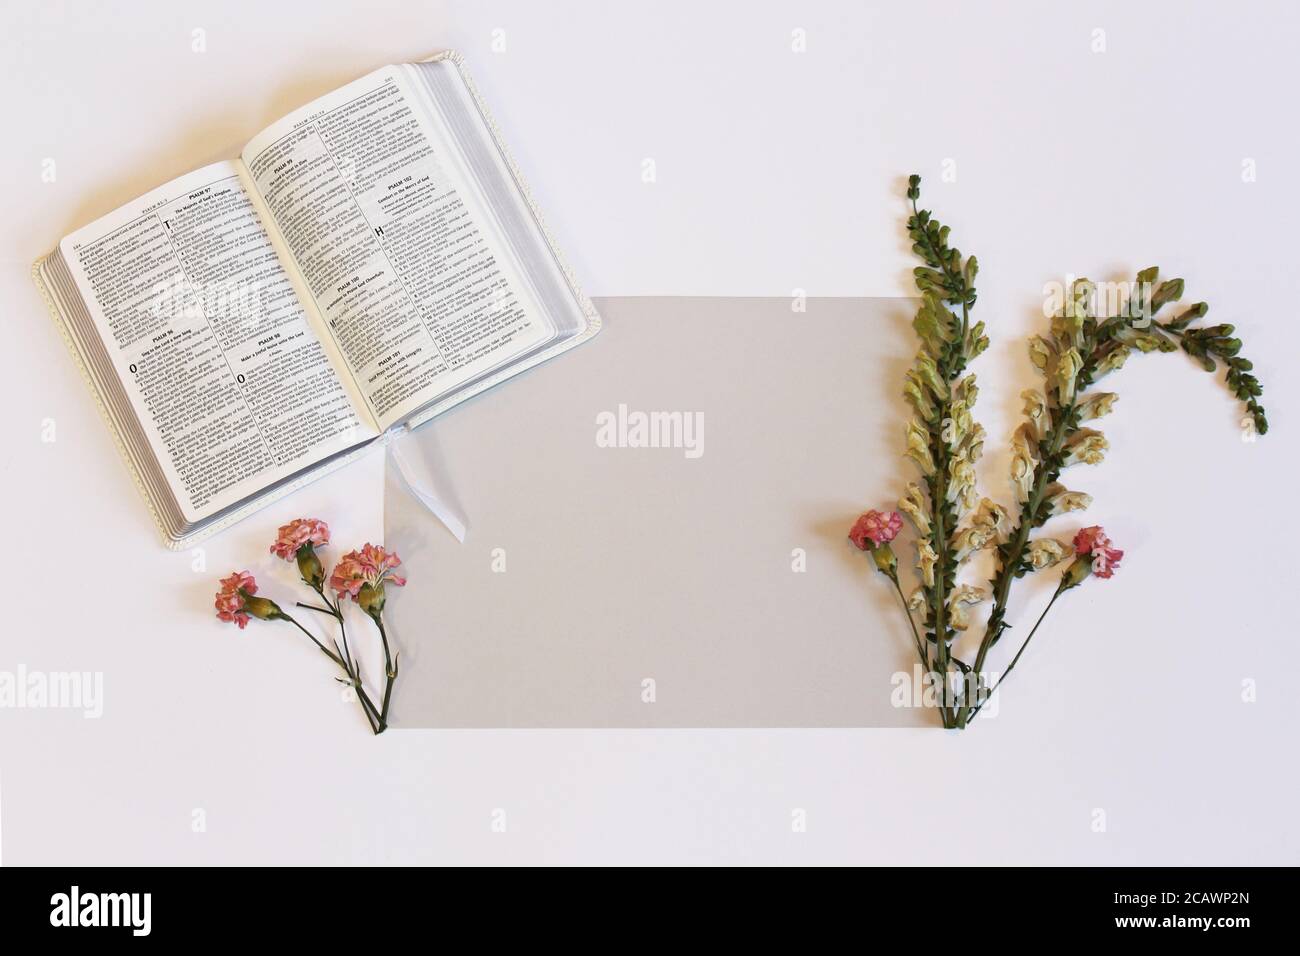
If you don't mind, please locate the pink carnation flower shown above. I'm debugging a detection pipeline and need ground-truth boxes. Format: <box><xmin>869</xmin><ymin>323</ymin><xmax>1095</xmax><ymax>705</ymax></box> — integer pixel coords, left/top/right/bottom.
<box><xmin>329</xmin><ymin>544</ymin><xmax>407</xmax><ymax>601</ymax></box>
<box><xmin>215</xmin><ymin>570</ymin><xmax>258</xmax><ymax>629</ymax></box>
<box><xmin>270</xmin><ymin>517</ymin><xmax>331</xmax><ymax>560</ymax></box>
<box><xmin>849</xmin><ymin>510</ymin><xmax>903</xmax><ymax>550</ymax></box>
<box><xmin>1073</xmin><ymin>525</ymin><xmax>1124</xmax><ymax>579</ymax></box>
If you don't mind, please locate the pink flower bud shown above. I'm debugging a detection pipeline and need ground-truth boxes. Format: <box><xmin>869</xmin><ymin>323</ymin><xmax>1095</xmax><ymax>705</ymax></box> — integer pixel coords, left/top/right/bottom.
<box><xmin>329</xmin><ymin>544</ymin><xmax>407</xmax><ymax>615</ymax></box>
<box><xmin>849</xmin><ymin>510</ymin><xmax>903</xmax><ymax>551</ymax></box>
<box><xmin>215</xmin><ymin>571</ymin><xmax>282</xmax><ymax>628</ymax></box>
<box><xmin>1072</xmin><ymin>525</ymin><xmax>1124</xmax><ymax>579</ymax></box>
<box><xmin>270</xmin><ymin>518</ymin><xmax>331</xmax><ymax>560</ymax></box>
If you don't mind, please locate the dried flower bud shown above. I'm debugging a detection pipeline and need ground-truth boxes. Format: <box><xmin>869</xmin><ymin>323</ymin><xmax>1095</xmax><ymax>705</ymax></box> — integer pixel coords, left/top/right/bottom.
<box><xmin>1130</xmin><ymin>331</ymin><xmax>1174</xmax><ymax>353</ymax></box>
<box><xmin>1051</xmin><ymin>311</ymin><xmax>1086</xmax><ymax>352</ymax></box>
<box><xmin>898</xmin><ymin>484</ymin><xmax>930</xmax><ymax>536</ymax></box>
<box><xmin>270</xmin><ymin>518</ymin><xmax>331</xmax><ymax>587</ymax></box>
<box><xmin>1054</xmin><ymin>347</ymin><xmax>1084</xmax><ymax>404</ymax></box>
<box><xmin>913</xmin><ymin>351</ymin><xmax>949</xmax><ymax>399</ymax></box>
<box><xmin>916</xmin><ymin>540</ymin><xmax>938</xmax><ymax>588</ymax></box>
<box><xmin>1028</xmin><ymin>336</ymin><xmax>1056</xmax><ymax>373</ymax></box>
<box><xmin>959</xmin><ymin>422</ymin><xmax>986</xmax><ymax>463</ymax></box>
<box><xmin>947</xmin><ymin>585</ymin><xmax>987</xmax><ymax>630</ymax></box>
<box><xmin>330</xmin><ymin>544</ymin><xmax>407</xmax><ymax>618</ymax></box>
<box><xmin>849</xmin><ymin>510</ymin><xmax>903</xmax><ymax>551</ymax></box>
<box><xmin>1151</xmin><ymin>278</ymin><xmax>1184</xmax><ymax>311</ymax></box>
<box><xmin>242</xmin><ymin>594</ymin><xmax>284</xmax><ymax>621</ymax></box>
<box><xmin>913</xmin><ymin>297</ymin><xmax>958</xmax><ymax>358</ymax></box>
<box><xmin>215</xmin><ymin>571</ymin><xmax>284</xmax><ymax>629</ymax></box>
<box><xmin>1075</xmin><ymin>392</ymin><xmax>1118</xmax><ymax>422</ymax></box>
<box><xmin>1060</xmin><ymin>556</ymin><xmax>1093</xmax><ymax>590</ymax></box>
<box><xmin>944</xmin><ymin>404</ymin><xmax>972</xmax><ymax>447</ymax></box>
<box><xmin>952</xmin><ymin>524</ymin><xmax>993</xmax><ymax>564</ymax></box>
<box><xmin>965</xmin><ymin>319</ymin><xmax>988</xmax><ymax>359</ymax></box>
<box><xmin>1010</xmin><ymin>425</ymin><xmax>1038</xmax><ymax>502</ymax></box>
<box><xmin>947</xmin><ymin>456</ymin><xmax>977</xmax><ymax>506</ymax></box>
<box><xmin>871</xmin><ymin>542</ymin><xmax>898</xmax><ymax>577</ymax></box>
<box><xmin>971</xmin><ymin>497</ymin><xmax>1010</xmax><ymax>539</ymax></box>
<box><xmin>904</xmin><ymin>373</ymin><xmax>938</xmax><ymax>422</ymax></box>
<box><xmin>905</xmin><ymin>419</ymin><xmax>936</xmax><ymax>475</ymax></box>
<box><xmin>1094</xmin><ymin>345</ymin><xmax>1132</xmax><ymax>377</ymax></box>
<box><xmin>1069</xmin><ymin>278</ymin><xmax>1096</xmax><ymax>319</ymax></box>
<box><xmin>1064</xmin><ymin>429</ymin><xmax>1108</xmax><ymax>466</ymax></box>
<box><xmin>1027</xmin><ymin>538</ymin><xmax>1071</xmax><ymax>570</ymax></box>
<box><xmin>1045</xmin><ymin>484</ymin><xmax>1092</xmax><ymax>515</ymax></box>
<box><xmin>1168</xmin><ymin>301</ymin><xmax>1208</xmax><ymax>330</ymax></box>
<box><xmin>1073</xmin><ymin>525</ymin><xmax>1124</xmax><ymax>579</ymax></box>
<box><xmin>1021</xmin><ymin>389</ymin><xmax>1049</xmax><ymax>442</ymax></box>
<box><xmin>1136</xmin><ymin>265</ymin><xmax>1160</xmax><ymax>286</ymax></box>
<box><xmin>953</xmin><ymin>374</ymin><xmax>979</xmax><ymax>409</ymax></box>
<box><xmin>270</xmin><ymin>518</ymin><xmax>330</xmax><ymax>560</ymax></box>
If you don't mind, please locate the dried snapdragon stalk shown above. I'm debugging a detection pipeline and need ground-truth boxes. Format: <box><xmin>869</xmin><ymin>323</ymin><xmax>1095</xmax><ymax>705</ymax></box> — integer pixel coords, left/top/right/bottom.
<box><xmin>850</xmin><ymin>174</ymin><xmax>1268</xmax><ymax>729</ymax></box>
<box><xmin>891</xmin><ymin>174</ymin><xmax>994</xmax><ymax>727</ymax></box>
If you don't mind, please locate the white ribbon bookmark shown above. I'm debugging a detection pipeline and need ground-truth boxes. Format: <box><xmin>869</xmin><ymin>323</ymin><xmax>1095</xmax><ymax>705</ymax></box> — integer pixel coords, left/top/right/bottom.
<box><xmin>383</xmin><ymin>427</ymin><xmax>467</xmax><ymax>543</ymax></box>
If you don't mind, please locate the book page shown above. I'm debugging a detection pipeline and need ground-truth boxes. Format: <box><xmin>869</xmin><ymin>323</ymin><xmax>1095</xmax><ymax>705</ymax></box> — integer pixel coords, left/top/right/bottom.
<box><xmin>241</xmin><ymin>67</ymin><xmax>554</xmax><ymax>430</ymax></box>
<box><xmin>58</xmin><ymin>162</ymin><xmax>378</xmax><ymax>522</ymax></box>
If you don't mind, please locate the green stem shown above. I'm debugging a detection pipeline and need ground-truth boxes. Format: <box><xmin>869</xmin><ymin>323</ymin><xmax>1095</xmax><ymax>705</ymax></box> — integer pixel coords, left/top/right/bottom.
<box><xmin>354</xmin><ymin>678</ymin><xmax>382</xmax><ymax>734</ymax></box>
<box><xmin>349</xmin><ymin>665</ymin><xmax>385</xmax><ymax>734</ymax></box>
<box><xmin>371</xmin><ymin>612</ymin><xmax>398</xmax><ymax>728</ymax></box>
<box><xmin>324</xmin><ymin>588</ymin><xmax>387</xmax><ymax>733</ymax></box>
<box><xmin>890</xmin><ymin>575</ymin><xmax>929</xmax><ymax>672</ymax></box>
<box><xmin>964</xmin><ymin>586</ymin><xmax>1065</xmax><ymax>725</ymax></box>
<box><xmin>929</xmin><ymin>465</ymin><xmax>953</xmax><ymax>727</ymax></box>
<box><xmin>909</xmin><ymin>194</ymin><xmax>973</xmax><ymax>728</ymax></box>
<box><xmin>308</xmin><ymin>585</ymin><xmax>357</xmax><ymax>677</ymax></box>
<box><xmin>295</xmin><ymin>601</ymin><xmax>335</xmax><ymax>616</ymax></box>
<box><xmin>281</xmin><ymin>612</ymin><xmax>343</xmax><ymax>667</ymax></box>
<box><xmin>954</xmin><ymin>388</ymin><xmax>1080</xmax><ymax>729</ymax></box>
<box><xmin>280</xmin><ymin>611</ymin><xmax>381</xmax><ymax>734</ymax></box>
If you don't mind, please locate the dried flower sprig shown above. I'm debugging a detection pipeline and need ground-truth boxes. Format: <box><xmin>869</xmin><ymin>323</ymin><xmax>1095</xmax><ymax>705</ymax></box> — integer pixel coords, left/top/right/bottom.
<box><xmin>895</xmin><ymin>174</ymin><xmax>994</xmax><ymax>725</ymax></box>
<box><xmin>272</xmin><ymin>518</ymin><xmax>379</xmax><ymax>730</ymax></box>
<box><xmin>213</xmin><ymin>519</ymin><xmax>409</xmax><ymax>736</ymax></box>
<box><xmin>329</xmin><ymin>544</ymin><xmax>405</xmax><ymax>727</ymax></box>
<box><xmin>1155</xmin><ymin>304</ymin><xmax>1268</xmax><ymax>436</ymax></box>
<box><xmin>961</xmin><ymin>525</ymin><xmax>1122</xmax><ymax>723</ymax></box>
<box><xmin>215</xmin><ymin>566</ymin><xmax>384</xmax><ymax>733</ymax></box>
<box><xmin>851</xmin><ymin>175</ymin><xmax>1268</xmax><ymax>729</ymax></box>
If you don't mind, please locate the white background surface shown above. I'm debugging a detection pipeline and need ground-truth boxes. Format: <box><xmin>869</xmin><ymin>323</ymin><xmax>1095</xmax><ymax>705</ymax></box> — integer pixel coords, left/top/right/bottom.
<box><xmin>1</xmin><ymin>0</ymin><xmax>1297</xmax><ymax>864</ymax></box>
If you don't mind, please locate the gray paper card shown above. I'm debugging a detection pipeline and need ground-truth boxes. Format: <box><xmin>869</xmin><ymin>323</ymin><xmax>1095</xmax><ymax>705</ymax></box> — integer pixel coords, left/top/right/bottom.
<box><xmin>385</xmin><ymin>297</ymin><xmax>928</xmax><ymax>728</ymax></box>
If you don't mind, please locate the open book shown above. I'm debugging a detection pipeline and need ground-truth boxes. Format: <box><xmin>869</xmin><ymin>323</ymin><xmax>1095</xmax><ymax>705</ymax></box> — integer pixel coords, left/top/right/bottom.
<box><xmin>33</xmin><ymin>52</ymin><xmax>599</xmax><ymax>548</ymax></box>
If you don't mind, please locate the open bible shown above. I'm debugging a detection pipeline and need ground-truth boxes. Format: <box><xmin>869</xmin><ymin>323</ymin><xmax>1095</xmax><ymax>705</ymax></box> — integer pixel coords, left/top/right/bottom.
<box><xmin>33</xmin><ymin>52</ymin><xmax>600</xmax><ymax>548</ymax></box>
